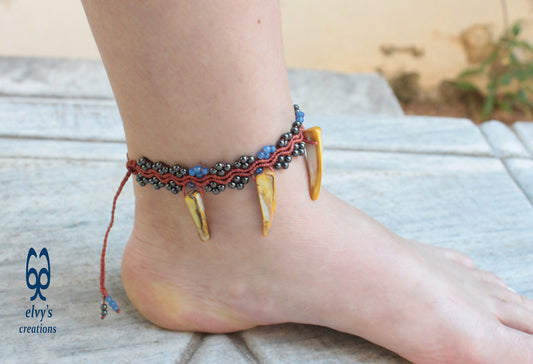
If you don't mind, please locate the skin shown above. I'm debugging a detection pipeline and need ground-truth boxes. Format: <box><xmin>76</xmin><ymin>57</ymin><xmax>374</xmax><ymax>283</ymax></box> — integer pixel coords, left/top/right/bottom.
<box><xmin>82</xmin><ymin>1</ymin><xmax>533</xmax><ymax>363</ymax></box>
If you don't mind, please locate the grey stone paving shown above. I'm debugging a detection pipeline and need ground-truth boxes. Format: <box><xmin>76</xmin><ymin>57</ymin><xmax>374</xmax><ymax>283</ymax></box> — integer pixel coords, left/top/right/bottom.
<box><xmin>1</xmin><ymin>57</ymin><xmax>532</xmax><ymax>363</ymax></box>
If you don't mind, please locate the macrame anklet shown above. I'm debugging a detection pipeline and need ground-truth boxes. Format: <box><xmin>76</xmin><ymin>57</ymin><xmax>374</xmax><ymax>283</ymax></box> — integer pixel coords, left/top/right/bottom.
<box><xmin>99</xmin><ymin>104</ymin><xmax>322</xmax><ymax>319</ymax></box>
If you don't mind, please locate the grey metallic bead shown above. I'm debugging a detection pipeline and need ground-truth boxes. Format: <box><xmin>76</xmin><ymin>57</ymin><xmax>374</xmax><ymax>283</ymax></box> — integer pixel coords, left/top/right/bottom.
<box><xmin>242</xmin><ymin>177</ymin><xmax>249</xmax><ymax>184</ymax></box>
<box><xmin>240</xmin><ymin>156</ymin><xmax>248</xmax><ymax>163</ymax></box>
<box><xmin>145</xmin><ymin>161</ymin><xmax>152</xmax><ymax>168</ymax></box>
<box><xmin>291</xmin><ymin>126</ymin><xmax>299</xmax><ymax>134</ymax></box>
<box><xmin>228</xmin><ymin>182</ymin><xmax>236</xmax><ymax>189</ymax></box>
<box><xmin>236</xmin><ymin>183</ymin><xmax>244</xmax><ymax>190</ymax></box>
<box><xmin>248</xmin><ymin>156</ymin><xmax>255</xmax><ymax>163</ymax></box>
<box><xmin>278</xmin><ymin>156</ymin><xmax>285</xmax><ymax>163</ymax></box>
<box><xmin>242</xmin><ymin>162</ymin><xmax>249</xmax><ymax>169</ymax></box>
<box><xmin>282</xmin><ymin>162</ymin><xmax>289</xmax><ymax>169</ymax></box>
<box><xmin>180</xmin><ymin>168</ymin><xmax>187</xmax><ymax>175</ymax></box>
<box><xmin>218</xmin><ymin>184</ymin><xmax>225</xmax><ymax>191</ymax></box>
<box><xmin>101</xmin><ymin>304</ymin><xmax>107</xmax><ymax>310</ymax></box>
<box><xmin>215</xmin><ymin>162</ymin><xmax>224</xmax><ymax>170</ymax></box>
<box><xmin>210</xmin><ymin>181</ymin><xmax>217</xmax><ymax>188</ymax></box>
<box><xmin>217</xmin><ymin>170</ymin><xmax>225</xmax><ymax>176</ymax></box>
<box><xmin>102</xmin><ymin>310</ymin><xmax>108</xmax><ymax>315</ymax></box>
<box><xmin>274</xmin><ymin>162</ymin><xmax>282</xmax><ymax>169</ymax></box>
<box><xmin>234</xmin><ymin>161</ymin><xmax>242</xmax><ymax>168</ymax></box>
<box><xmin>212</xmin><ymin>188</ymin><xmax>220</xmax><ymax>195</ymax></box>
<box><xmin>224</xmin><ymin>163</ymin><xmax>231</xmax><ymax>171</ymax></box>
<box><xmin>166</xmin><ymin>184</ymin><xmax>173</xmax><ymax>190</ymax></box>
<box><xmin>233</xmin><ymin>176</ymin><xmax>241</xmax><ymax>183</ymax></box>
<box><xmin>209</xmin><ymin>167</ymin><xmax>217</xmax><ymax>175</ymax></box>
<box><xmin>204</xmin><ymin>185</ymin><xmax>212</xmax><ymax>192</ymax></box>
<box><xmin>285</xmin><ymin>155</ymin><xmax>292</xmax><ymax>162</ymax></box>
<box><xmin>137</xmin><ymin>158</ymin><xmax>146</xmax><ymax>166</ymax></box>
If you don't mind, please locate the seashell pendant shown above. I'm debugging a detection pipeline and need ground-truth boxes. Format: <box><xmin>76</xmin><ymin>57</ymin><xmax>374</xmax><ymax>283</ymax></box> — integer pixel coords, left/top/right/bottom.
<box><xmin>256</xmin><ymin>168</ymin><xmax>277</xmax><ymax>237</ymax></box>
<box><xmin>303</xmin><ymin>126</ymin><xmax>323</xmax><ymax>200</ymax></box>
<box><xmin>184</xmin><ymin>189</ymin><xmax>210</xmax><ymax>242</ymax></box>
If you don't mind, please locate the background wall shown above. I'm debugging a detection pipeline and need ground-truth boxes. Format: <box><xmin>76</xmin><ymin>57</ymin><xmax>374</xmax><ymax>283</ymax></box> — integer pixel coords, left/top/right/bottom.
<box><xmin>1</xmin><ymin>0</ymin><xmax>532</xmax><ymax>90</ymax></box>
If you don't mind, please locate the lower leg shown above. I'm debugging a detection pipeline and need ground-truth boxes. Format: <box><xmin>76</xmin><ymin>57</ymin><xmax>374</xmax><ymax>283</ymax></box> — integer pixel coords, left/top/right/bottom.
<box><xmin>83</xmin><ymin>1</ymin><xmax>533</xmax><ymax>363</ymax></box>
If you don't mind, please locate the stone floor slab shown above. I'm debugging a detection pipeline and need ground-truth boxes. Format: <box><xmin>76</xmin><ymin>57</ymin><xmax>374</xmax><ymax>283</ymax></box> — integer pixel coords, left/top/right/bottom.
<box><xmin>479</xmin><ymin>120</ymin><xmax>531</xmax><ymax>158</ymax></box>
<box><xmin>513</xmin><ymin>122</ymin><xmax>533</xmax><ymax>155</ymax></box>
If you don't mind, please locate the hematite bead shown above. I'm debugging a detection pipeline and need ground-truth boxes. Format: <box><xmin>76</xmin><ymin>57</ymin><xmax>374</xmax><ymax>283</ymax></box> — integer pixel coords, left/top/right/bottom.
<box><xmin>154</xmin><ymin>185</ymin><xmax>160</xmax><ymax>190</ymax></box>
<box><xmin>236</xmin><ymin>183</ymin><xmax>244</xmax><ymax>190</ymax></box>
<box><xmin>242</xmin><ymin>176</ymin><xmax>249</xmax><ymax>184</ymax></box>
<box><xmin>209</xmin><ymin>167</ymin><xmax>217</xmax><ymax>175</ymax></box>
<box><xmin>218</xmin><ymin>184</ymin><xmax>225</xmax><ymax>191</ymax></box>
<box><xmin>242</xmin><ymin>162</ymin><xmax>249</xmax><ymax>169</ymax></box>
<box><xmin>240</xmin><ymin>156</ymin><xmax>248</xmax><ymax>163</ymax></box>
<box><xmin>136</xmin><ymin>175</ymin><xmax>142</xmax><ymax>182</ymax></box>
<box><xmin>137</xmin><ymin>158</ymin><xmax>146</xmax><ymax>166</ymax></box>
<box><xmin>291</xmin><ymin>126</ymin><xmax>299</xmax><ymax>134</ymax></box>
<box><xmin>248</xmin><ymin>156</ymin><xmax>255</xmax><ymax>163</ymax></box>
<box><xmin>154</xmin><ymin>162</ymin><xmax>163</xmax><ymax>169</ymax></box>
<box><xmin>145</xmin><ymin>161</ymin><xmax>152</xmax><ymax>168</ymax></box>
<box><xmin>274</xmin><ymin>162</ymin><xmax>282</xmax><ymax>169</ymax></box>
<box><xmin>212</xmin><ymin>188</ymin><xmax>220</xmax><ymax>195</ymax></box>
<box><xmin>141</xmin><ymin>165</ymin><xmax>148</xmax><ymax>171</ymax></box>
<box><xmin>101</xmin><ymin>304</ymin><xmax>107</xmax><ymax>310</ymax></box>
<box><xmin>215</xmin><ymin>162</ymin><xmax>224</xmax><ymax>170</ymax></box>
<box><xmin>217</xmin><ymin>170</ymin><xmax>225</xmax><ymax>176</ymax></box>
<box><xmin>293</xmin><ymin>121</ymin><xmax>302</xmax><ymax>128</ymax></box>
<box><xmin>102</xmin><ymin>310</ymin><xmax>108</xmax><ymax>315</ymax></box>
<box><xmin>204</xmin><ymin>185</ymin><xmax>212</xmax><ymax>192</ymax></box>
<box><xmin>278</xmin><ymin>156</ymin><xmax>285</xmax><ymax>163</ymax></box>
<box><xmin>224</xmin><ymin>163</ymin><xmax>231</xmax><ymax>171</ymax></box>
<box><xmin>285</xmin><ymin>155</ymin><xmax>292</xmax><ymax>163</ymax></box>
<box><xmin>233</xmin><ymin>176</ymin><xmax>241</xmax><ymax>183</ymax></box>
<box><xmin>234</xmin><ymin>161</ymin><xmax>242</xmax><ymax>168</ymax></box>
<box><xmin>169</xmin><ymin>181</ymin><xmax>176</xmax><ymax>187</ymax></box>
<box><xmin>282</xmin><ymin>162</ymin><xmax>290</xmax><ymax>169</ymax></box>
<box><xmin>228</xmin><ymin>182</ymin><xmax>236</xmax><ymax>189</ymax></box>
<box><xmin>210</xmin><ymin>181</ymin><xmax>217</xmax><ymax>188</ymax></box>
<box><xmin>166</xmin><ymin>184</ymin><xmax>172</xmax><ymax>190</ymax></box>
<box><xmin>180</xmin><ymin>168</ymin><xmax>187</xmax><ymax>176</ymax></box>
<box><xmin>171</xmin><ymin>188</ymin><xmax>179</xmax><ymax>194</ymax></box>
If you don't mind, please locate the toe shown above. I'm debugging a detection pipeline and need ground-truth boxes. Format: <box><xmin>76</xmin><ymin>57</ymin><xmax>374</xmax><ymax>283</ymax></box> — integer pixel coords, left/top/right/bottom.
<box><xmin>441</xmin><ymin>247</ymin><xmax>477</xmax><ymax>268</ymax></box>
<box><xmin>475</xmin><ymin>269</ymin><xmax>508</xmax><ymax>289</ymax></box>
<box><xmin>496</xmin><ymin>301</ymin><xmax>533</xmax><ymax>335</ymax></box>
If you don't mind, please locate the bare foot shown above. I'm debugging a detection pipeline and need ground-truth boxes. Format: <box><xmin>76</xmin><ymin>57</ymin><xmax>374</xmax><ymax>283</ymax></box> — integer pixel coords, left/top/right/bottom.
<box><xmin>122</xmin><ymin>157</ymin><xmax>533</xmax><ymax>364</ymax></box>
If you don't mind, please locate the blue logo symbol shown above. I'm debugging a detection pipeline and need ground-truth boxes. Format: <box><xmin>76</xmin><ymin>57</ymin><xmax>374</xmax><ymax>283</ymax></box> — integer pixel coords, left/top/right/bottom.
<box><xmin>26</xmin><ymin>248</ymin><xmax>51</xmax><ymax>301</ymax></box>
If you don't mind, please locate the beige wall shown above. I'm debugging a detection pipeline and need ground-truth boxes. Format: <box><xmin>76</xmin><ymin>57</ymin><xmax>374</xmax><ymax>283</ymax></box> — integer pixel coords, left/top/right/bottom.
<box><xmin>1</xmin><ymin>0</ymin><xmax>532</xmax><ymax>90</ymax></box>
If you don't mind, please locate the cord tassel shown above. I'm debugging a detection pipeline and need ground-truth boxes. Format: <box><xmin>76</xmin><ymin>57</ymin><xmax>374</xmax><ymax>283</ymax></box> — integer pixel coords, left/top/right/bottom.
<box><xmin>99</xmin><ymin>168</ymin><xmax>130</xmax><ymax>318</ymax></box>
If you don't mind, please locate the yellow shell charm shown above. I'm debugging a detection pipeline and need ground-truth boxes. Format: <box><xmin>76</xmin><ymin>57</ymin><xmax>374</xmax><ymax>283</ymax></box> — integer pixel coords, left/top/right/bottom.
<box><xmin>184</xmin><ymin>189</ymin><xmax>210</xmax><ymax>242</ymax></box>
<box><xmin>256</xmin><ymin>168</ymin><xmax>277</xmax><ymax>237</ymax></box>
<box><xmin>303</xmin><ymin>126</ymin><xmax>323</xmax><ymax>200</ymax></box>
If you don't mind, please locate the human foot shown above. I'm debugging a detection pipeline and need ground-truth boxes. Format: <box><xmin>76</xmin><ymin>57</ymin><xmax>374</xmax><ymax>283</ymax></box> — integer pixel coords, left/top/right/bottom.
<box><xmin>121</xmin><ymin>157</ymin><xmax>533</xmax><ymax>364</ymax></box>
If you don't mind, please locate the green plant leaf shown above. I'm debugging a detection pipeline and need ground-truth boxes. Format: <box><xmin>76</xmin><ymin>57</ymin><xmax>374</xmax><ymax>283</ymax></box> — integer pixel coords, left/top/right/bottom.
<box><xmin>454</xmin><ymin>81</ymin><xmax>480</xmax><ymax>93</ymax></box>
<box><xmin>499</xmin><ymin>73</ymin><xmax>512</xmax><ymax>86</ymax></box>
<box><xmin>511</xmin><ymin>22</ymin><xmax>522</xmax><ymax>37</ymax></box>
<box><xmin>457</xmin><ymin>68</ymin><xmax>483</xmax><ymax>79</ymax></box>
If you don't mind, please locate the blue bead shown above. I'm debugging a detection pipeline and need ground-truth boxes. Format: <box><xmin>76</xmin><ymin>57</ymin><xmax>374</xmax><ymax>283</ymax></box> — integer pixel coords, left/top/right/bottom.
<box><xmin>188</xmin><ymin>182</ymin><xmax>195</xmax><ymax>188</ymax></box>
<box><xmin>189</xmin><ymin>169</ymin><xmax>196</xmax><ymax>176</ymax></box>
<box><xmin>257</xmin><ymin>151</ymin><xmax>264</xmax><ymax>159</ymax></box>
<box><xmin>194</xmin><ymin>165</ymin><xmax>202</xmax><ymax>173</ymax></box>
<box><xmin>255</xmin><ymin>168</ymin><xmax>263</xmax><ymax>174</ymax></box>
<box><xmin>201</xmin><ymin>168</ymin><xmax>208</xmax><ymax>177</ymax></box>
<box><xmin>268</xmin><ymin>145</ymin><xmax>276</xmax><ymax>153</ymax></box>
<box><xmin>296</xmin><ymin>115</ymin><xmax>303</xmax><ymax>122</ymax></box>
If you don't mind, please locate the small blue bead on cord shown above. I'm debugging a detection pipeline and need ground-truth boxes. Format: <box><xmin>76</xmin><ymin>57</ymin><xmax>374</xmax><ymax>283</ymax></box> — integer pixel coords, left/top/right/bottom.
<box><xmin>106</xmin><ymin>295</ymin><xmax>120</xmax><ymax>313</ymax></box>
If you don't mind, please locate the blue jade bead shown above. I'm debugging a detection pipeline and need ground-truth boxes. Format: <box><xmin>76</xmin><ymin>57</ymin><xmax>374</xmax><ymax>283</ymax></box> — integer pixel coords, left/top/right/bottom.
<box><xmin>255</xmin><ymin>168</ymin><xmax>263</xmax><ymax>175</ymax></box>
<box><xmin>267</xmin><ymin>145</ymin><xmax>276</xmax><ymax>153</ymax></box>
<box><xmin>201</xmin><ymin>168</ymin><xmax>208</xmax><ymax>177</ymax></box>
<box><xmin>188</xmin><ymin>182</ymin><xmax>195</xmax><ymax>188</ymax></box>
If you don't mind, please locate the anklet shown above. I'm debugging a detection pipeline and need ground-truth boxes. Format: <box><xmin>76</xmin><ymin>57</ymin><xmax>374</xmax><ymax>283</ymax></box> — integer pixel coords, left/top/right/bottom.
<box><xmin>98</xmin><ymin>104</ymin><xmax>322</xmax><ymax>318</ymax></box>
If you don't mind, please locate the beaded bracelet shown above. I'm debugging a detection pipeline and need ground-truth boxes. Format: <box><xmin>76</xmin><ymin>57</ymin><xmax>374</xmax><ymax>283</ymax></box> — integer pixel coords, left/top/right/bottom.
<box><xmin>99</xmin><ymin>105</ymin><xmax>323</xmax><ymax>319</ymax></box>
